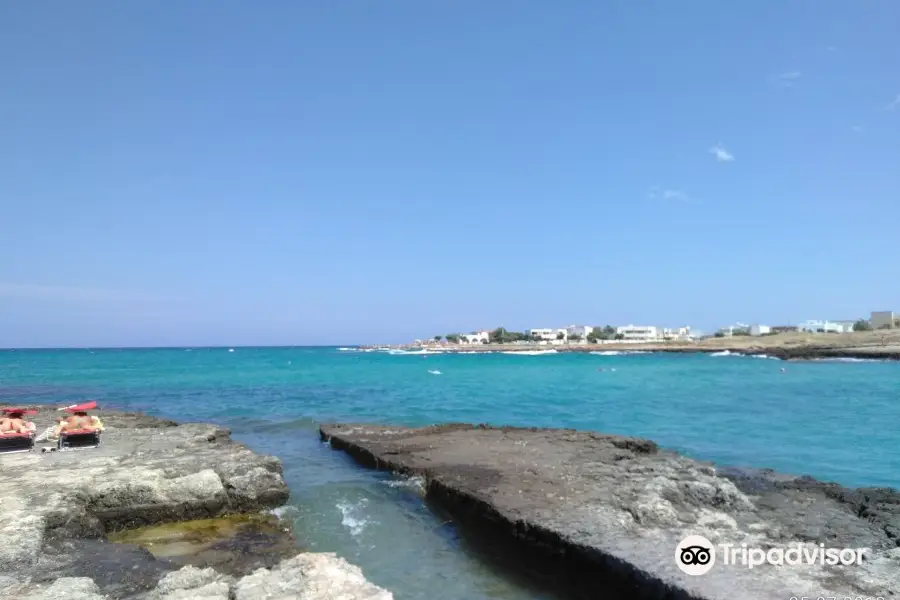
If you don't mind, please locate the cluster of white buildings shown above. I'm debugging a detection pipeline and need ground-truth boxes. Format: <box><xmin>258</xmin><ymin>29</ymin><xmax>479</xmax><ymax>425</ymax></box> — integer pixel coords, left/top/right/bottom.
<box><xmin>422</xmin><ymin>310</ymin><xmax>897</xmax><ymax>347</ymax></box>
<box><xmin>527</xmin><ymin>324</ymin><xmax>694</xmax><ymax>345</ymax></box>
<box><xmin>722</xmin><ymin>311</ymin><xmax>897</xmax><ymax>337</ymax></box>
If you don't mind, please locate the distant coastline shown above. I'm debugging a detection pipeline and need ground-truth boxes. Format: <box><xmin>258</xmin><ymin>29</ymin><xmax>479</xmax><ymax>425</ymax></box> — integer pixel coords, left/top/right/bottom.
<box><xmin>361</xmin><ymin>330</ymin><xmax>900</xmax><ymax>361</ymax></box>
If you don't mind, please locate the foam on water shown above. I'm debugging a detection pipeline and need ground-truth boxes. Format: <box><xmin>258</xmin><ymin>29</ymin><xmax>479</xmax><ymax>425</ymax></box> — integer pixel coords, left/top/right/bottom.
<box><xmin>379</xmin><ymin>475</ymin><xmax>427</xmax><ymax>494</ymax></box>
<box><xmin>337</xmin><ymin>498</ymin><xmax>372</xmax><ymax>537</ymax></box>
<box><xmin>811</xmin><ymin>357</ymin><xmax>885</xmax><ymax>363</ymax></box>
<box><xmin>269</xmin><ymin>505</ymin><xmax>300</xmax><ymax>519</ymax></box>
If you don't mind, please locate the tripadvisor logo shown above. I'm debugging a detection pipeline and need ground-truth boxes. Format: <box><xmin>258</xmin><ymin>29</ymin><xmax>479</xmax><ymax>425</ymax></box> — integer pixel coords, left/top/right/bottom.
<box><xmin>675</xmin><ymin>535</ymin><xmax>869</xmax><ymax>576</ymax></box>
<box><xmin>675</xmin><ymin>535</ymin><xmax>715</xmax><ymax>576</ymax></box>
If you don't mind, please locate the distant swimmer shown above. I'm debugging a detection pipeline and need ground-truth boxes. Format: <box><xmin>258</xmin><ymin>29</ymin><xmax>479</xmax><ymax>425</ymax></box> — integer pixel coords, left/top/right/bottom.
<box><xmin>780</xmin><ymin>367</ymin><xmax>787</xmax><ymax>373</ymax></box>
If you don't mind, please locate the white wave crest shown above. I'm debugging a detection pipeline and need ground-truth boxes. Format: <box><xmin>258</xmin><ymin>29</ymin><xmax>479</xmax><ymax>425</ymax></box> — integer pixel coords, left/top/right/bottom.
<box><xmin>380</xmin><ymin>475</ymin><xmax>427</xmax><ymax>494</ymax></box>
<box><xmin>269</xmin><ymin>505</ymin><xmax>300</xmax><ymax>519</ymax></box>
<box><xmin>811</xmin><ymin>357</ymin><xmax>882</xmax><ymax>363</ymax></box>
<box><xmin>501</xmin><ymin>349</ymin><xmax>558</xmax><ymax>356</ymax></box>
<box><xmin>336</xmin><ymin>498</ymin><xmax>371</xmax><ymax>537</ymax></box>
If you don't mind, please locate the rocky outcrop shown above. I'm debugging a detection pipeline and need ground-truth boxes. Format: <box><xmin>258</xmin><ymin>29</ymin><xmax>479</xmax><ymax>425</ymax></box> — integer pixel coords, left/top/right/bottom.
<box><xmin>0</xmin><ymin>408</ymin><xmax>292</xmax><ymax>597</ymax></box>
<box><xmin>320</xmin><ymin>423</ymin><xmax>900</xmax><ymax>600</ymax></box>
<box><xmin>18</xmin><ymin>554</ymin><xmax>394</xmax><ymax>600</ymax></box>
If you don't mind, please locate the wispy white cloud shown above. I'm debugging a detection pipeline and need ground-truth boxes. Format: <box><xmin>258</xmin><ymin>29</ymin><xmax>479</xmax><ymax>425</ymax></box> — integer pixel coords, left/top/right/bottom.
<box><xmin>888</xmin><ymin>94</ymin><xmax>900</xmax><ymax>110</ymax></box>
<box><xmin>852</xmin><ymin>125</ymin><xmax>863</xmax><ymax>133</ymax></box>
<box><xmin>648</xmin><ymin>187</ymin><xmax>697</xmax><ymax>204</ymax></box>
<box><xmin>709</xmin><ymin>144</ymin><xmax>734</xmax><ymax>162</ymax></box>
<box><xmin>770</xmin><ymin>70</ymin><xmax>801</xmax><ymax>88</ymax></box>
<box><xmin>0</xmin><ymin>283</ymin><xmax>184</xmax><ymax>303</ymax></box>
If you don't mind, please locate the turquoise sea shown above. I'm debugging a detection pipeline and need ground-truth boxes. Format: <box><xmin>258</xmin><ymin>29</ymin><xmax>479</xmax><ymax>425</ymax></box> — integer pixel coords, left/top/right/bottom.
<box><xmin>1</xmin><ymin>347</ymin><xmax>898</xmax><ymax>599</ymax></box>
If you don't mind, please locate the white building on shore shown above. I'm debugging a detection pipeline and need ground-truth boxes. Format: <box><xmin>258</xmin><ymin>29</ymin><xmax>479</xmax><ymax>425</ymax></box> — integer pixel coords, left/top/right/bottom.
<box><xmin>461</xmin><ymin>330</ymin><xmax>490</xmax><ymax>344</ymax></box>
<box><xmin>616</xmin><ymin>325</ymin><xmax>659</xmax><ymax>342</ymax></box>
<box><xmin>529</xmin><ymin>328</ymin><xmax>567</xmax><ymax>344</ymax></box>
<box><xmin>565</xmin><ymin>325</ymin><xmax>593</xmax><ymax>340</ymax></box>
<box><xmin>871</xmin><ymin>311</ymin><xmax>896</xmax><ymax>329</ymax></box>
<box><xmin>797</xmin><ymin>320</ymin><xmax>853</xmax><ymax>333</ymax></box>
<box><xmin>661</xmin><ymin>326</ymin><xmax>692</xmax><ymax>341</ymax></box>
<box><xmin>749</xmin><ymin>324</ymin><xmax>771</xmax><ymax>336</ymax></box>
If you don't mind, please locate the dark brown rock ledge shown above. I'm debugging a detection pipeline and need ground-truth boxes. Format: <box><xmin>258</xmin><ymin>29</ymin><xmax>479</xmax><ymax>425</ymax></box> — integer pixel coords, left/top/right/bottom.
<box><xmin>320</xmin><ymin>423</ymin><xmax>900</xmax><ymax>600</ymax></box>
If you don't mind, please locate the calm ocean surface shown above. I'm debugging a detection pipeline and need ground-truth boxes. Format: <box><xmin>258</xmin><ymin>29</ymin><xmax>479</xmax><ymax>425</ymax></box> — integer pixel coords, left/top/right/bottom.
<box><xmin>1</xmin><ymin>347</ymin><xmax>897</xmax><ymax>599</ymax></box>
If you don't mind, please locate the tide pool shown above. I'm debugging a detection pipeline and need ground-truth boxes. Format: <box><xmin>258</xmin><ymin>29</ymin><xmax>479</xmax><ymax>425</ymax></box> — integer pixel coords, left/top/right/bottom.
<box><xmin>1</xmin><ymin>347</ymin><xmax>897</xmax><ymax>599</ymax></box>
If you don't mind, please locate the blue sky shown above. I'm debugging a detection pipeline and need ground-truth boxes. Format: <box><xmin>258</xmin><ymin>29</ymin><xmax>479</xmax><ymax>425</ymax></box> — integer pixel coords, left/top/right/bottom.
<box><xmin>1</xmin><ymin>2</ymin><xmax>898</xmax><ymax>347</ymax></box>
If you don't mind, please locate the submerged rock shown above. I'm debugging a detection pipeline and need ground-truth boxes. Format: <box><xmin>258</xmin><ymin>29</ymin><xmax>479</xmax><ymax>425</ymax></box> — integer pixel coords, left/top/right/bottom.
<box><xmin>108</xmin><ymin>513</ymin><xmax>299</xmax><ymax>576</ymax></box>
<box><xmin>320</xmin><ymin>423</ymin><xmax>900</xmax><ymax>600</ymax></box>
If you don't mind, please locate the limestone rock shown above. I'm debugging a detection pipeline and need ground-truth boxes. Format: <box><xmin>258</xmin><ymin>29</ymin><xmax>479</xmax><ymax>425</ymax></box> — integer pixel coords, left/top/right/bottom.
<box><xmin>233</xmin><ymin>553</ymin><xmax>393</xmax><ymax>600</ymax></box>
<box><xmin>21</xmin><ymin>577</ymin><xmax>106</xmax><ymax>600</ymax></box>
<box><xmin>149</xmin><ymin>565</ymin><xmax>234</xmax><ymax>600</ymax></box>
<box><xmin>0</xmin><ymin>408</ymin><xmax>291</xmax><ymax>597</ymax></box>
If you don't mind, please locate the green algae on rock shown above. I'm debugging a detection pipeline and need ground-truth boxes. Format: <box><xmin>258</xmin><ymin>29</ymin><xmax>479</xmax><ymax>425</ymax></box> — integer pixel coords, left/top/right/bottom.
<box><xmin>108</xmin><ymin>513</ymin><xmax>299</xmax><ymax>576</ymax></box>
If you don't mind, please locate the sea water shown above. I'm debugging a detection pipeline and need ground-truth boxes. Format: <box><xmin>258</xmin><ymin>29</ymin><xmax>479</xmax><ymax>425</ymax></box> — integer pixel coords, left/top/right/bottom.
<box><xmin>1</xmin><ymin>347</ymin><xmax>898</xmax><ymax>599</ymax></box>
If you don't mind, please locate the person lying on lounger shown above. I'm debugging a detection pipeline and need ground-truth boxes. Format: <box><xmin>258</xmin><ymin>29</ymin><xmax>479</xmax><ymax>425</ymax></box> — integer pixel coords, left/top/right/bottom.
<box><xmin>53</xmin><ymin>410</ymin><xmax>104</xmax><ymax>438</ymax></box>
<box><xmin>0</xmin><ymin>409</ymin><xmax>37</xmax><ymax>434</ymax></box>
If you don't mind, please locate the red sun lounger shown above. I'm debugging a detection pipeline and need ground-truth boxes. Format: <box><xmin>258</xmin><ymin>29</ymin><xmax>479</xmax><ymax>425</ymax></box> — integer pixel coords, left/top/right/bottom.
<box><xmin>61</xmin><ymin>401</ymin><xmax>98</xmax><ymax>413</ymax></box>
<box><xmin>0</xmin><ymin>431</ymin><xmax>36</xmax><ymax>454</ymax></box>
<box><xmin>1</xmin><ymin>407</ymin><xmax>38</xmax><ymax>415</ymax></box>
<box><xmin>58</xmin><ymin>428</ymin><xmax>102</xmax><ymax>451</ymax></box>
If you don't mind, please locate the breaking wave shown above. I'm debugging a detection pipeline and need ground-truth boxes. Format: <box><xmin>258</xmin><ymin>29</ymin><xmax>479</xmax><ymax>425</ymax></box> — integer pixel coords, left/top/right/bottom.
<box><xmin>336</xmin><ymin>498</ymin><xmax>372</xmax><ymax>537</ymax></box>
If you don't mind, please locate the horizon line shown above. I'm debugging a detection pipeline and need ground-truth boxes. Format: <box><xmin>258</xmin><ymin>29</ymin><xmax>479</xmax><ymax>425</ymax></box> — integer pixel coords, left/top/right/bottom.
<box><xmin>0</xmin><ymin>344</ymin><xmax>366</xmax><ymax>351</ymax></box>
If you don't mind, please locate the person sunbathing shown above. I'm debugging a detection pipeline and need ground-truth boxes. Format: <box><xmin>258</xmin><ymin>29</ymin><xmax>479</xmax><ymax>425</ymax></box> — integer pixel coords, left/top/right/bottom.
<box><xmin>53</xmin><ymin>410</ymin><xmax>104</xmax><ymax>438</ymax></box>
<box><xmin>0</xmin><ymin>409</ymin><xmax>36</xmax><ymax>434</ymax></box>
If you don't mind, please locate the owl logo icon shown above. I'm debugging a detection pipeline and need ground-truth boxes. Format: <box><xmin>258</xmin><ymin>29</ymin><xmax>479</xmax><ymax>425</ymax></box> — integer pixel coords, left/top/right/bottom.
<box><xmin>675</xmin><ymin>535</ymin><xmax>716</xmax><ymax>575</ymax></box>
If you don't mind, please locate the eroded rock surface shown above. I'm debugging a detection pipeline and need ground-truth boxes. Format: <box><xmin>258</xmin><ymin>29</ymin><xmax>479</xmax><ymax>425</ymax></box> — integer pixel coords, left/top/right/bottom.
<box><xmin>15</xmin><ymin>554</ymin><xmax>393</xmax><ymax>600</ymax></box>
<box><xmin>320</xmin><ymin>423</ymin><xmax>900</xmax><ymax>600</ymax></box>
<box><xmin>0</xmin><ymin>408</ymin><xmax>291</xmax><ymax>597</ymax></box>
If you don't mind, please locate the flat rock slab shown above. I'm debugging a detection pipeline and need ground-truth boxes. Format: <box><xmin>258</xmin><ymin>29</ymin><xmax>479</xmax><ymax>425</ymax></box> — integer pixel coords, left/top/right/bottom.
<box><xmin>0</xmin><ymin>408</ymin><xmax>292</xmax><ymax>597</ymax></box>
<box><xmin>321</xmin><ymin>423</ymin><xmax>900</xmax><ymax>600</ymax></box>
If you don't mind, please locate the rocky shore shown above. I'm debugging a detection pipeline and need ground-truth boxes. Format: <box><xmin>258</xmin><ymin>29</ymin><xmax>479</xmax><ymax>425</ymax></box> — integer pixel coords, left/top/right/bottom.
<box><xmin>0</xmin><ymin>407</ymin><xmax>392</xmax><ymax>600</ymax></box>
<box><xmin>374</xmin><ymin>330</ymin><xmax>900</xmax><ymax>361</ymax></box>
<box><xmin>321</xmin><ymin>423</ymin><xmax>900</xmax><ymax>600</ymax></box>
<box><xmin>394</xmin><ymin>343</ymin><xmax>900</xmax><ymax>360</ymax></box>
